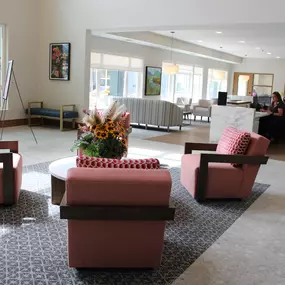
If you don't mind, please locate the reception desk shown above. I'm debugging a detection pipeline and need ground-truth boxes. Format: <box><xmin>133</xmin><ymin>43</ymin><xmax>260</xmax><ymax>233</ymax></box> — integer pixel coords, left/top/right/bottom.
<box><xmin>227</xmin><ymin>100</ymin><xmax>251</xmax><ymax>108</ymax></box>
<box><xmin>210</xmin><ymin>105</ymin><xmax>270</xmax><ymax>142</ymax></box>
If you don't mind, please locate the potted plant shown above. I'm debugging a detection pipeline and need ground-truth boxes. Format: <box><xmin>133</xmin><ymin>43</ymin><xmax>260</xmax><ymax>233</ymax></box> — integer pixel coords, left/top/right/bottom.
<box><xmin>71</xmin><ymin>101</ymin><xmax>128</xmax><ymax>159</ymax></box>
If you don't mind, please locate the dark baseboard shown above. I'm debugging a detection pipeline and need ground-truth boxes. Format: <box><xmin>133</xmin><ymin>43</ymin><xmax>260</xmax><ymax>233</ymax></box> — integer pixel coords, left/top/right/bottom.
<box><xmin>42</xmin><ymin>118</ymin><xmax>79</xmax><ymax>129</ymax></box>
<box><xmin>0</xmin><ymin>118</ymin><xmax>79</xmax><ymax>129</ymax></box>
<box><xmin>0</xmin><ymin>118</ymin><xmax>28</xmax><ymax>128</ymax></box>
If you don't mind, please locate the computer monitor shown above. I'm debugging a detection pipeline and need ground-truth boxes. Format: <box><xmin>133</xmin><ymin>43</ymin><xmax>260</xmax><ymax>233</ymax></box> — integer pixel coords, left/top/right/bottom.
<box><xmin>218</xmin><ymin>92</ymin><xmax>227</xmax><ymax>106</ymax></box>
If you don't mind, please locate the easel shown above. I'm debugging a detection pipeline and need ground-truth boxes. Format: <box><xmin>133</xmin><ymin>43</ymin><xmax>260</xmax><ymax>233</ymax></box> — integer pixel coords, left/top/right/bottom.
<box><xmin>0</xmin><ymin>60</ymin><xmax>37</xmax><ymax>144</ymax></box>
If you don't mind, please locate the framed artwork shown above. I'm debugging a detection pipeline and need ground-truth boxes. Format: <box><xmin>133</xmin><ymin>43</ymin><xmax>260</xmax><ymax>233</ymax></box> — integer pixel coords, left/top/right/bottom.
<box><xmin>49</xmin><ymin>43</ymin><xmax>71</xmax><ymax>80</ymax></box>
<box><xmin>3</xmin><ymin>60</ymin><xmax>14</xmax><ymax>100</ymax></box>
<box><xmin>145</xmin><ymin>66</ymin><xmax>162</xmax><ymax>96</ymax></box>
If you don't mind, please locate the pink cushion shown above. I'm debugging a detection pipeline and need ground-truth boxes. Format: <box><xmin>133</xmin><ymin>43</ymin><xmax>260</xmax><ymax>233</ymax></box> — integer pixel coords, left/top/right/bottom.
<box><xmin>76</xmin><ymin>156</ymin><xmax>160</xmax><ymax>169</ymax></box>
<box><xmin>181</xmin><ymin>154</ymin><xmax>245</xmax><ymax>199</ymax></box>
<box><xmin>216</xmin><ymin>127</ymin><xmax>251</xmax><ymax>167</ymax></box>
<box><xmin>67</xmin><ymin>168</ymin><xmax>171</xmax><ymax>206</ymax></box>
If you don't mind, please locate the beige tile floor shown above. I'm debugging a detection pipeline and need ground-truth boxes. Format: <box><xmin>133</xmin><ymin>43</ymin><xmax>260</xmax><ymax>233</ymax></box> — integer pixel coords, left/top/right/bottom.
<box><xmin>2</xmin><ymin>125</ymin><xmax>285</xmax><ymax>285</ymax></box>
<box><xmin>147</xmin><ymin>121</ymin><xmax>285</xmax><ymax>162</ymax></box>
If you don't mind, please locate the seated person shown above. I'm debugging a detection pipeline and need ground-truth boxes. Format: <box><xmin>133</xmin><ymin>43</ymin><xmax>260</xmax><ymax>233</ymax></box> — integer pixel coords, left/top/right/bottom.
<box><xmin>259</xmin><ymin>91</ymin><xmax>285</xmax><ymax>141</ymax></box>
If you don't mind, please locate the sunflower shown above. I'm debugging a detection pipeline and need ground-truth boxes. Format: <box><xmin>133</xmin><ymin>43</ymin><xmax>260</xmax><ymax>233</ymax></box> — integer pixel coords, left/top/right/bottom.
<box><xmin>107</xmin><ymin>127</ymin><xmax>115</xmax><ymax>134</ymax></box>
<box><xmin>106</xmin><ymin>122</ymin><xmax>115</xmax><ymax>129</ymax></box>
<box><xmin>96</xmin><ymin>123</ymin><xmax>106</xmax><ymax>131</ymax></box>
<box><xmin>90</xmin><ymin>125</ymin><xmax>96</xmax><ymax>131</ymax></box>
<box><xmin>95</xmin><ymin>130</ymin><xmax>102</xmax><ymax>138</ymax></box>
<box><xmin>100</xmin><ymin>131</ymin><xmax>108</xmax><ymax>139</ymax></box>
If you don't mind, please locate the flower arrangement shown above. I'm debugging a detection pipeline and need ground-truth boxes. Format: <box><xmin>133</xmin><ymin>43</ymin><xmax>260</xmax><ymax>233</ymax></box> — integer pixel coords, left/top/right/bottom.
<box><xmin>51</xmin><ymin>45</ymin><xmax>69</xmax><ymax>79</ymax></box>
<box><xmin>71</xmin><ymin>101</ymin><xmax>128</xmax><ymax>159</ymax></box>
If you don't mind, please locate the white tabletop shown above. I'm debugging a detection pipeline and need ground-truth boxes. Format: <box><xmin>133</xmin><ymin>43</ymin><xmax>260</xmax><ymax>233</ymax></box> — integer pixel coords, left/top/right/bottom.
<box><xmin>255</xmin><ymin>112</ymin><xmax>271</xmax><ymax>119</ymax></box>
<box><xmin>49</xmin><ymin>156</ymin><xmax>77</xmax><ymax>181</ymax></box>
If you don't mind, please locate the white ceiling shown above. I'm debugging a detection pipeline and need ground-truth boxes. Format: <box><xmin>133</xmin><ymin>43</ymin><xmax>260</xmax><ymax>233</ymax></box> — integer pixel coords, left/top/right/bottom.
<box><xmin>154</xmin><ymin>23</ymin><xmax>285</xmax><ymax>59</ymax></box>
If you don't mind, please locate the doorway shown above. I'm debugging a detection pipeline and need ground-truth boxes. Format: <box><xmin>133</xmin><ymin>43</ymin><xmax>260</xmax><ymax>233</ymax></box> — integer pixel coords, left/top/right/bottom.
<box><xmin>232</xmin><ymin>72</ymin><xmax>254</xmax><ymax>96</ymax></box>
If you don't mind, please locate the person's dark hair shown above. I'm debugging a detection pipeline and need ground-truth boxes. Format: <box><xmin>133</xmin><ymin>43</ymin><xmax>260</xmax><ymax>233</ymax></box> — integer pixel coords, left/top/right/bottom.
<box><xmin>272</xmin><ymin>91</ymin><xmax>284</xmax><ymax>105</ymax></box>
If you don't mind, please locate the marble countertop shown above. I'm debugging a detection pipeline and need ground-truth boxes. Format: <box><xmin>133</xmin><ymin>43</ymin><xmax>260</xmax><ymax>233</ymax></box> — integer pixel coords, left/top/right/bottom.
<box><xmin>227</xmin><ymin>100</ymin><xmax>252</xmax><ymax>104</ymax></box>
<box><xmin>255</xmin><ymin>112</ymin><xmax>271</xmax><ymax>119</ymax></box>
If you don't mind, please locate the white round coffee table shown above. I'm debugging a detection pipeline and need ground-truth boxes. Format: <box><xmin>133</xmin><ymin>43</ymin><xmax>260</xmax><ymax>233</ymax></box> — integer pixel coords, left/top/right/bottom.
<box><xmin>49</xmin><ymin>156</ymin><xmax>77</xmax><ymax>205</ymax></box>
<box><xmin>49</xmin><ymin>156</ymin><xmax>169</xmax><ymax>205</ymax></box>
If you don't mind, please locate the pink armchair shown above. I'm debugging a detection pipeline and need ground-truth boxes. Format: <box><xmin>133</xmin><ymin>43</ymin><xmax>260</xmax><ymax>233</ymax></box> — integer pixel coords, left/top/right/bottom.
<box><xmin>0</xmin><ymin>141</ymin><xmax>22</xmax><ymax>205</ymax></box>
<box><xmin>181</xmin><ymin>132</ymin><xmax>269</xmax><ymax>201</ymax></box>
<box><xmin>60</xmin><ymin>167</ymin><xmax>175</xmax><ymax>268</ymax></box>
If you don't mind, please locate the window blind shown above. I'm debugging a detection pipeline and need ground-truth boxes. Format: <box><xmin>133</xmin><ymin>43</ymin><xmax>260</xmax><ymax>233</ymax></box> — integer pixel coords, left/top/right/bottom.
<box><xmin>90</xmin><ymin>52</ymin><xmax>143</xmax><ymax>72</ymax></box>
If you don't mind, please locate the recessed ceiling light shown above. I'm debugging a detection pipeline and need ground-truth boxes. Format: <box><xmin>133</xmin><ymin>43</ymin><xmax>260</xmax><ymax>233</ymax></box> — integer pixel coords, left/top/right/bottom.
<box><xmin>238</xmin><ymin>41</ymin><xmax>246</xmax><ymax>44</ymax></box>
<box><xmin>267</xmin><ymin>52</ymin><xmax>272</xmax><ymax>55</ymax></box>
<box><xmin>276</xmin><ymin>56</ymin><xmax>280</xmax><ymax>59</ymax></box>
<box><xmin>255</xmin><ymin>47</ymin><xmax>260</xmax><ymax>50</ymax></box>
<box><xmin>216</xmin><ymin>31</ymin><xmax>222</xmax><ymax>34</ymax></box>
<box><xmin>197</xmin><ymin>40</ymin><xmax>203</xmax><ymax>43</ymax></box>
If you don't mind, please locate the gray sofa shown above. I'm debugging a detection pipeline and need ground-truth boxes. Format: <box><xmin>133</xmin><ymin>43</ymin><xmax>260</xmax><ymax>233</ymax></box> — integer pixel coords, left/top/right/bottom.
<box><xmin>114</xmin><ymin>97</ymin><xmax>183</xmax><ymax>131</ymax></box>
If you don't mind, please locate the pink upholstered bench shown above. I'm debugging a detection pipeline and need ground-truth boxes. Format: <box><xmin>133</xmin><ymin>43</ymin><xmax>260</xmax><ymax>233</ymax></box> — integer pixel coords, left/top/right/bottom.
<box><xmin>60</xmin><ymin>167</ymin><xmax>175</xmax><ymax>268</ymax></box>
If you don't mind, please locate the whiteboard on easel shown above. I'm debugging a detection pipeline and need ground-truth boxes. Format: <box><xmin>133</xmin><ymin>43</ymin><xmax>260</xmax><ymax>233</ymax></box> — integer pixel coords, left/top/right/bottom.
<box><xmin>3</xmin><ymin>60</ymin><xmax>14</xmax><ymax>100</ymax></box>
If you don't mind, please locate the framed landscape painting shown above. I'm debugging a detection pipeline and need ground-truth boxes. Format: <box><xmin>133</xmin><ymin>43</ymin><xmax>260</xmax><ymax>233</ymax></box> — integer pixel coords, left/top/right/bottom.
<box><xmin>145</xmin><ymin>66</ymin><xmax>162</xmax><ymax>96</ymax></box>
<box><xmin>49</xmin><ymin>43</ymin><xmax>71</xmax><ymax>81</ymax></box>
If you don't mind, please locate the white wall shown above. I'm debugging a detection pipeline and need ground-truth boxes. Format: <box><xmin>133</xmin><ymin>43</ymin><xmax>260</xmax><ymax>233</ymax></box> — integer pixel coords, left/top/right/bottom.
<box><xmin>232</xmin><ymin>58</ymin><xmax>285</xmax><ymax>94</ymax></box>
<box><xmin>40</xmin><ymin>0</ymin><xmax>285</xmax><ymax>32</ymax></box>
<box><xmin>0</xmin><ymin>0</ymin><xmax>40</xmax><ymax>120</ymax></box>
<box><xmin>91</xmin><ymin>36</ymin><xmax>233</xmax><ymax>100</ymax></box>
<box><xmin>37</xmin><ymin>0</ymin><xmax>284</xmax><ymax>120</ymax></box>
<box><xmin>1</xmin><ymin>0</ymin><xmax>284</xmax><ymax>120</ymax></box>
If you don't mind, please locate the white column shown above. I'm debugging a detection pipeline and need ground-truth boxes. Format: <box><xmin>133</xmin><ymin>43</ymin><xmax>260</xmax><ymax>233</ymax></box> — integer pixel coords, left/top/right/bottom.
<box><xmin>202</xmin><ymin>67</ymin><xmax>209</xmax><ymax>99</ymax></box>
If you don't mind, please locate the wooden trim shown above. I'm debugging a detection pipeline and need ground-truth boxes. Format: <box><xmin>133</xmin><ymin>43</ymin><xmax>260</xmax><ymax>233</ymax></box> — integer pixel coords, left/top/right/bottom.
<box><xmin>60</xmin><ymin>199</ymin><xmax>176</xmax><ymax>221</ymax></box>
<box><xmin>184</xmin><ymin>142</ymin><xmax>218</xmax><ymax>154</ymax></box>
<box><xmin>0</xmin><ymin>141</ymin><xmax>18</xmax><ymax>153</ymax></box>
<box><xmin>0</xmin><ymin>153</ymin><xmax>15</xmax><ymax>205</ymax></box>
<box><xmin>232</xmin><ymin>72</ymin><xmax>254</xmax><ymax>96</ymax></box>
<box><xmin>196</xmin><ymin>153</ymin><xmax>269</xmax><ymax>201</ymax></box>
<box><xmin>199</xmin><ymin>153</ymin><xmax>269</xmax><ymax>165</ymax></box>
<box><xmin>39</xmin><ymin>118</ymin><xmax>79</xmax><ymax>129</ymax></box>
<box><xmin>0</xmin><ymin>118</ymin><xmax>28</xmax><ymax>128</ymax></box>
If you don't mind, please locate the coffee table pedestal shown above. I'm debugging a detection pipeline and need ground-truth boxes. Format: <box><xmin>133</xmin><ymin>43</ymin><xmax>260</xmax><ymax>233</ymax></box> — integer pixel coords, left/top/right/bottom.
<box><xmin>51</xmin><ymin>176</ymin><xmax>66</xmax><ymax>205</ymax></box>
<box><xmin>49</xmin><ymin>156</ymin><xmax>77</xmax><ymax>205</ymax></box>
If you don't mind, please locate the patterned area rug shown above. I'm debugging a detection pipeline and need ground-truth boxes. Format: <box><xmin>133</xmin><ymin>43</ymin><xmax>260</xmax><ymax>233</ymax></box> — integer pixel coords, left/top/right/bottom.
<box><xmin>0</xmin><ymin>162</ymin><xmax>269</xmax><ymax>285</ymax></box>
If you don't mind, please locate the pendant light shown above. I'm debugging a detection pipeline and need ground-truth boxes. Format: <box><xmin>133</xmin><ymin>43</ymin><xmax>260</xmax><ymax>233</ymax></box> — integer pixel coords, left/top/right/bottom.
<box><xmin>163</xmin><ymin>31</ymin><xmax>179</xmax><ymax>75</ymax></box>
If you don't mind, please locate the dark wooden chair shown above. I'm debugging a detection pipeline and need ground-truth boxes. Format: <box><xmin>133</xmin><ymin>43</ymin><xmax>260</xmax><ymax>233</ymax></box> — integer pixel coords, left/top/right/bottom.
<box><xmin>0</xmin><ymin>141</ymin><xmax>23</xmax><ymax>205</ymax></box>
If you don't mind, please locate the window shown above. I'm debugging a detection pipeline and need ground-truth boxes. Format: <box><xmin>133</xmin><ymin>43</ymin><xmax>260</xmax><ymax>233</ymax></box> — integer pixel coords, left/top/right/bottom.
<box><xmin>161</xmin><ymin>73</ymin><xmax>173</xmax><ymax>102</ymax></box>
<box><xmin>207</xmin><ymin>69</ymin><xmax>228</xmax><ymax>99</ymax></box>
<box><xmin>174</xmin><ymin>66</ymin><xmax>193</xmax><ymax>102</ymax></box>
<box><xmin>89</xmin><ymin>52</ymin><xmax>143</xmax><ymax>109</ymax></box>
<box><xmin>193</xmin><ymin>67</ymin><xmax>203</xmax><ymax>103</ymax></box>
<box><xmin>161</xmin><ymin>63</ymin><xmax>203</xmax><ymax>103</ymax></box>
